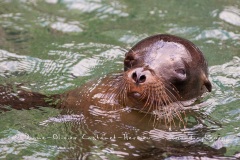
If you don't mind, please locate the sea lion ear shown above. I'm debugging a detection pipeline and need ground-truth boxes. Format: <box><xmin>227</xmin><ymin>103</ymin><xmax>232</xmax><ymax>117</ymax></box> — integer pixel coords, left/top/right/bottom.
<box><xmin>201</xmin><ymin>70</ymin><xmax>212</xmax><ymax>92</ymax></box>
<box><xmin>204</xmin><ymin>78</ymin><xmax>212</xmax><ymax>92</ymax></box>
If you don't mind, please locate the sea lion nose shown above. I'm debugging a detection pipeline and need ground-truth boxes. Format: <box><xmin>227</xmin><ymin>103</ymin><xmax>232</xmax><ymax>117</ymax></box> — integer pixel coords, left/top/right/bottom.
<box><xmin>132</xmin><ymin>72</ymin><xmax>146</xmax><ymax>84</ymax></box>
<box><xmin>131</xmin><ymin>68</ymin><xmax>147</xmax><ymax>84</ymax></box>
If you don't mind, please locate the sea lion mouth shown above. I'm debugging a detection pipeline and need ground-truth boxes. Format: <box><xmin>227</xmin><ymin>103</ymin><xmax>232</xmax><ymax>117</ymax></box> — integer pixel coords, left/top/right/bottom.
<box><xmin>128</xmin><ymin>92</ymin><xmax>142</xmax><ymax>99</ymax></box>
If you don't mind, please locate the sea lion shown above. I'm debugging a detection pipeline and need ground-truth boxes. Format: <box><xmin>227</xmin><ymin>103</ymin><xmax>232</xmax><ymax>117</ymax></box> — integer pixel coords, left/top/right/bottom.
<box><xmin>58</xmin><ymin>34</ymin><xmax>212</xmax><ymax>121</ymax></box>
<box><xmin>0</xmin><ymin>34</ymin><xmax>212</xmax><ymax>123</ymax></box>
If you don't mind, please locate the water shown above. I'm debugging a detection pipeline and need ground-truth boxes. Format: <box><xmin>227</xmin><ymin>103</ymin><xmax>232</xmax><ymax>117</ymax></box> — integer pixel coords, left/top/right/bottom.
<box><xmin>0</xmin><ymin>0</ymin><xmax>239</xmax><ymax>159</ymax></box>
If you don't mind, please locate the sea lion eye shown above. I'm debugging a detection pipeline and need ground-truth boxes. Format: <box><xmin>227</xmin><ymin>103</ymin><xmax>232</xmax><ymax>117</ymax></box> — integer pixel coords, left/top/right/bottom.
<box><xmin>125</xmin><ymin>58</ymin><xmax>134</xmax><ymax>63</ymax></box>
<box><xmin>125</xmin><ymin>54</ymin><xmax>136</xmax><ymax>64</ymax></box>
<box><xmin>125</xmin><ymin>57</ymin><xmax>134</xmax><ymax>66</ymax></box>
<box><xmin>125</xmin><ymin>54</ymin><xmax>134</xmax><ymax>61</ymax></box>
<box><xmin>124</xmin><ymin>54</ymin><xmax>136</xmax><ymax>71</ymax></box>
<box><xmin>174</xmin><ymin>68</ymin><xmax>187</xmax><ymax>81</ymax></box>
<box><xmin>175</xmin><ymin>68</ymin><xmax>186</xmax><ymax>75</ymax></box>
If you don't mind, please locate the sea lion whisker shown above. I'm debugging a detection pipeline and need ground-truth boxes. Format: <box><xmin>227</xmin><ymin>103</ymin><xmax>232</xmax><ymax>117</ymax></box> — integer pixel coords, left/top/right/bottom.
<box><xmin>152</xmin><ymin>89</ymin><xmax>164</xmax><ymax>126</ymax></box>
<box><xmin>143</xmin><ymin>88</ymin><xmax>150</xmax><ymax>108</ymax></box>
<box><xmin>119</xmin><ymin>83</ymin><xmax>128</xmax><ymax>106</ymax></box>
<box><xmin>146</xmin><ymin>87</ymin><xmax>155</xmax><ymax>113</ymax></box>
<box><xmin>155</xmin><ymin>87</ymin><xmax>165</xmax><ymax>104</ymax></box>
<box><xmin>163</xmin><ymin>85</ymin><xmax>180</xmax><ymax>103</ymax></box>
<box><xmin>143</xmin><ymin>89</ymin><xmax>153</xmax><ymax>111</ymax></box>
<box><xmin>148</xmin><ymin>86</ymin><xmax>154</xmax><ymax>106</ymax></box>
<box><xmin>115</xmin><ymin>81</ymin><xmax>126</xmax><ymax>97</ymax></box>
<box><xmin>142</xmin><ymin>88</ymin><xmax>151</xmax><ymax>110</ymax></box>
<box><xmin>144</xmin><ymin>91</ymin><xmax>158</xmax><ymax>127</ymax></box>
<box><xmin>146</xmin><ymin>86</ymin><xmax>154</xmax><ymax>107</ymax></box>
<box><xmin>175</xmin><ymin>108</ymin><xmax>186</xmax><ymax>127</ymax></box>
<box><xmin>103</xmin><ymin>75</ymin><xmax>124</xmax><ymax>96</ymax></box>
<box><xmin>158</xmin><ymin>93</ymin><xmax>174</xmax><ymax>125</ymax></box>
<box><xmin>112</xmin><ymin>84</ymin><xmax>125</xmax><ymax>105</ymax></box>
<box><xmin>119</xmin><ymin>80</ymin><xmax>130</xmax><ymax>106</ymax></box>
<box><xmin>138</xmin><ymin>93</ymin><xmax>155</xmax><ymax>127</ymax></box>
<box><xmin>164</xmin><ymin>95</ymin><xmax>186</xmax><ymax>127</ymax></box>
<box><xmin>104</xmin><ymin>78</ymin><xmax>125</xmax><ymax>105</ymax></box>
<box><xmin>139</xmin><ymin>88</ymin><xmax>148</xmax><ymax>101</ymax></box>
<box><xmin>123</xmin><ymin>84</ymin><xmax>129</xmax><ymax>106</ymax></box>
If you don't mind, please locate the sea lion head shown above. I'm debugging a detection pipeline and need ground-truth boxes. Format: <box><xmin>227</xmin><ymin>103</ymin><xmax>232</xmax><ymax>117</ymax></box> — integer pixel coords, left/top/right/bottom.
<box><xmin>114</xmin><ymin>34</ymin><xmax>212</xmax><ymax>120</ymax></box>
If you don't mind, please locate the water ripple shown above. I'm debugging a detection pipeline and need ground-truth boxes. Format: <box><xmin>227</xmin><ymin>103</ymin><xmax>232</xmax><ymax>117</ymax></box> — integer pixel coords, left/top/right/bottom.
<box><xmin>0</xmin><ymin>40</ymin><xmax>124</xmax><ymax>92</ymax></box>
<box><xmin>219</xmin><ymin>6</ymin><xmax>240</xmax><ymax>26</ymax></box>
<box><xmin>210</xmin><ymin>56</ymin><xmax>240</xmax><ymax>87</ymax></box>
<box><xmin>203</xmin><ymin>56</ymin><xmax>240</xmax><ymax>113</ymax></box>
<box><xmin>61</xmin><ymin>0</ymin><xmax>129</xmax><ymax>19</ymax></box>
<box><xmin>50</xmin><ymin>22</ymin><xmax>83</xmax><ymax>33</ymax></box>
<box><xmin>149</xmin><ymin>128</ymin><xmax>200</xmax><ymax>144</ymax></box>
<box><xmin>195</xmin><ymin>29</ymin><xmax>240</xmax><ymax>40</ymax></box>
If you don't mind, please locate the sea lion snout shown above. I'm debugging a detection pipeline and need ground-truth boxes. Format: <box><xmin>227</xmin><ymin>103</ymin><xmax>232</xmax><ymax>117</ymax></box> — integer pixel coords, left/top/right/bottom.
<box><xmin>127</xmin><ymin>67</ymin><xmax>155</xmax><ymax>85</ymax></box>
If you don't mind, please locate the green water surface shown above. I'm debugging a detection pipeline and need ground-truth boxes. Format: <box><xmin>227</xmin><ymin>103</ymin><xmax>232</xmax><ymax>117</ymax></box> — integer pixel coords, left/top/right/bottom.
<box><xmin>0</xmin><ymin>0</ymin><xmax>239</xmax><ymax>159</ymax></box>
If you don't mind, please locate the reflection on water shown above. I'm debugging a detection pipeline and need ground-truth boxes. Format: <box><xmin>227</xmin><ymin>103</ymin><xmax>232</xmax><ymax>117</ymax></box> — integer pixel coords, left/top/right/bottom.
<box><xmin>219</xmin><ymin>6</ymin><xmax>240</xmax><ymax>27</ymax></box>
<box><xmin>63</xmin><ymin>0</ymin><xmax>129</xmax><ymax>18</ymax></box>
<box><xmin>0</xmin><ymin>0</ymin><xmax>240</xmax><ymax>159</ymax></box>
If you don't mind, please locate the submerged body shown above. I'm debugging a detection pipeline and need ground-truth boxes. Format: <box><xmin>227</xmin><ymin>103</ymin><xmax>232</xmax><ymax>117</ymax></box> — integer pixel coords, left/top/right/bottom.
<box><xmin>0</xmin><ymin>34</ymin><xmax>212</xmax><ymax>123</ymax></box>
